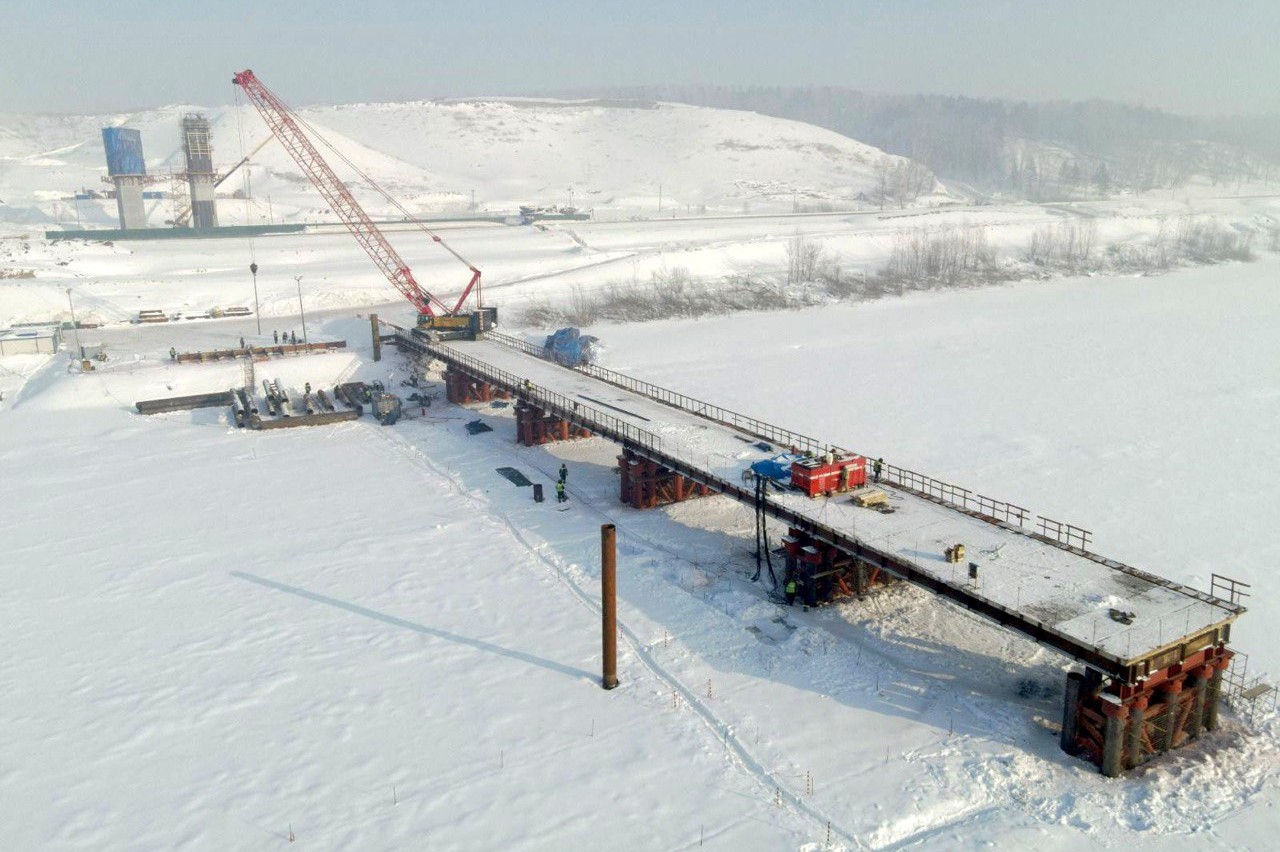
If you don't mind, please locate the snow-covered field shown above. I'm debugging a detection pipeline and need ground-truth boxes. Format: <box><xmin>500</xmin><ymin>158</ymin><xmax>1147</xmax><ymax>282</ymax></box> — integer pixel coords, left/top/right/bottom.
<box><xmin>2</xmin><ymin>254</ymin><xmax>1277</xmax><ymax>849</ymax></box>
<box><xmin>2</xmin><ymin>98</ymin><xmax>1278</xmax><ymax>849</ymax></box>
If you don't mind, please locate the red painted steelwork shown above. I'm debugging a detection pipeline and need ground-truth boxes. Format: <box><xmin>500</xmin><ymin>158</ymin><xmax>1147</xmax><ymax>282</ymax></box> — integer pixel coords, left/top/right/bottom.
<box><xmin>443</xmin><ymin>367</ymin><xmax>509</xmax><ymax>405</ymax></box>
<box><xmin>1070</xmin><ymin>645</ymin><xmax>1232</xmax><ymax>772</ymax></box>
<box><xmin>618</xmin><ymin>448</ymin><xmax>712</xmax><ymax>509</ymax></box>
<box><xmin>516</xmin><ymin>401</ymin><xmax>592</xmax><ymax>446</ymax></box>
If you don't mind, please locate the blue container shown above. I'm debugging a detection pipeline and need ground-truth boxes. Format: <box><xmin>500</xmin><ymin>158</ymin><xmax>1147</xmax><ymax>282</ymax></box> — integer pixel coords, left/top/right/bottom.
<box><xmin>102</xmin><ymin>127</ymin><xmax>145</xmax><ymax>176</ymax></box>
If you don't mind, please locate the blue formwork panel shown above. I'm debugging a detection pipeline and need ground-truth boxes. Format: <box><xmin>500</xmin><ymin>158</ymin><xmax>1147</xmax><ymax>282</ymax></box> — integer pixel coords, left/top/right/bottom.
<box><xmin>102</xmin><ymin>127</ymin><xmax>145</xmax><ymax>176</ymax></box>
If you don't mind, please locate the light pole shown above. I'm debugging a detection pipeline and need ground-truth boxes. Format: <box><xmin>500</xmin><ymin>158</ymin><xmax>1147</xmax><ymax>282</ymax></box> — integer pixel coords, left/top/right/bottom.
<box><xmin>249</xmin><ymin>262</ymin><xmax>261</xmax><ymax>335</ymax></box>
<box><xmin>65</xmin><ymin>287</ymin><xmax>83</xmax><ymax>359</ymax></box>
<box><xmin>294</xmin><ymin>275</ymin><xmax>307</xmax><ymax>345</ymax></box>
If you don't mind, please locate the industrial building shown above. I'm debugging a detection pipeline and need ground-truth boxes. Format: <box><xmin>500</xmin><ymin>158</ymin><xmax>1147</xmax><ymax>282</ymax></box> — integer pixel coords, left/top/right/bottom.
<box><xmin>0</xmin><ymin>325</ymin><xmax>61</xmax><ymax>356</ymax></box>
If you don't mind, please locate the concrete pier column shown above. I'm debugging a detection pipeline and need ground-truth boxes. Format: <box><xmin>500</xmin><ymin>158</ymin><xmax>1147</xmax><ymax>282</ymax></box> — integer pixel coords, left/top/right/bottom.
<box><xmin>1060</xmin><ymin>672</ymin><xmax>1084</xmax><ymax>755</ymax></box>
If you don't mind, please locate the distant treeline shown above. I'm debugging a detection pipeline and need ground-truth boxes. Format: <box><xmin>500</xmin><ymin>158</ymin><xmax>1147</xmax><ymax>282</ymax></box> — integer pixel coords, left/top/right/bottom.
<box><xmin>539</xmin><ymin>85</ymin><xmax>1279</xmax><ymax>198</ymax></box>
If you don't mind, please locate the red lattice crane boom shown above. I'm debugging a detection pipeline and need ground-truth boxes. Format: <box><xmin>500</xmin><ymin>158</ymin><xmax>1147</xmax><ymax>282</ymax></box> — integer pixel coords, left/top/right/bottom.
<box><xmin>232</xmin><ymin>69</ymin><xmax>481</xmax><ymax>318</ymax></box>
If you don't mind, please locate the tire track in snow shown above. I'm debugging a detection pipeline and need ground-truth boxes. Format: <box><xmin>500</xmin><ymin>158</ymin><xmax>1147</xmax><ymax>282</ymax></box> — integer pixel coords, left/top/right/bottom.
<box><xmin>368</xmin><ymin>423</ymin><xmax>865</xmax><ymax>849</ymax></box>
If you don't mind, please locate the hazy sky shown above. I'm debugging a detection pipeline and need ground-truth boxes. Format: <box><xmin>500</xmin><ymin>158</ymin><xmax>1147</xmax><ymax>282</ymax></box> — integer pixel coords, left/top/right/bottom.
<box><xmin>5</xmin><ymin>0</ymin><xmax>1276</xmax><ymax>115</ymax></box>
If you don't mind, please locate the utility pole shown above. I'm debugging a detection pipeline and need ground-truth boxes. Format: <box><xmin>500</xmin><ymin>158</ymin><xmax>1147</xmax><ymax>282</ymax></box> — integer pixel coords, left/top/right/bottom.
<box><xmin>658</xmin><ymin>183</ymin><xmax>662</xmax><ymax>214</ymax></box>
<box><xmin>249</xmin><ymin>262</ymin><xmax>261</xmax><ymax>335</ymax></box>
<box><xmin>294</xmin><ymin>275</ymin><xmax>308</xmax><ymax>345</ymax></box>
<box><xmin>65</xmin><ymin>288</ymin><xmax>83</xmax><ymax>358</ymax></box>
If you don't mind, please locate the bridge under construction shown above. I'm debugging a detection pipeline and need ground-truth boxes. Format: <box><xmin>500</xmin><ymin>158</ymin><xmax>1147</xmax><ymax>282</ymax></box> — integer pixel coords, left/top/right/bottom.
<box><xmin>388</xmin><ymin>323</ymin><xmax>1245</xmax><ymax>777</ymax></box>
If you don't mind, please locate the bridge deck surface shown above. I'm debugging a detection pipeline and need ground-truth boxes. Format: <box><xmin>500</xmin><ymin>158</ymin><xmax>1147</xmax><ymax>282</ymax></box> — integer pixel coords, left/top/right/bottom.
<box><xmin>444</xmin><ymin>337</ymin><xmax>1238</xmax><ymax>669</ymax></box>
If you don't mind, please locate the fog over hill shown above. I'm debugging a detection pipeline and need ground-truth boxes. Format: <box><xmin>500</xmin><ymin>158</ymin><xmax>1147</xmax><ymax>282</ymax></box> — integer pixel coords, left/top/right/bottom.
<box><xmin>546</xmin><ymin>86</ymin><xmax>1280</xmax><ymax>200</ymax></box>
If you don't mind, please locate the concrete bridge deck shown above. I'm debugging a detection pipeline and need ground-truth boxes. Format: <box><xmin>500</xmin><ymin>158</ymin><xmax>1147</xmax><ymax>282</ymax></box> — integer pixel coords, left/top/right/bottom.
<box><xmin>397</xmin><ymin>329</ymin><xmax>1241</xmax><ymax>686</ymax></box>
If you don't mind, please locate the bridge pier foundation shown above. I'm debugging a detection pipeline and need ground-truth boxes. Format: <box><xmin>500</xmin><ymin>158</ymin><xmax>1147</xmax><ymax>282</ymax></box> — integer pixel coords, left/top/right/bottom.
<box><xmin>1061</xmin><ymin>645</ymin><xmax>1232</xmax><ymax>774</ymax></box>
<box><xmin>617</xmin><ymin>448</ymin><xmax>711</xmax><ymax>509</ymax></box>
<box><xmin>780</xmin><ymin>528</ymin><xmax>891</xmax><ymax>605</ymax></box>
<box><xmin>516</xmin><ymin>400</ymin><xmax>592</xmax><ymax>446</ymax></box>
<box><xmin>444</xmin><ymin>367</ymin><xmax>510</xmax><ymax>405</ymax></box>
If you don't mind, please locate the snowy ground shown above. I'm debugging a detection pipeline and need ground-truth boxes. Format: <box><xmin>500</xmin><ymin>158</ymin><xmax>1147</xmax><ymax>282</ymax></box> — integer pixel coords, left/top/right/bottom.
<box><xmin>2</xmin><ymin>254</ymin><xmax>1277</xmax><ymax>849</ymax></box>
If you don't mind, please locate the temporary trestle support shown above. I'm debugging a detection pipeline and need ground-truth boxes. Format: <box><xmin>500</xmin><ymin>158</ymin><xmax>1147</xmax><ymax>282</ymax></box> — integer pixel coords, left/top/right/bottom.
<box><xmin>516</xmin><ymin>400</ymin><xmax>592</xmax><ymax>446</ymax></box>
<box><xmin>443</xmin><ymin>366</ymin><xmax>511</xmax><ymax>406</ymax></box>
<box><xmin>618</xmin><ymin>447</ymin><xmax>712</xmax><ymax>509</ymax></box>
<box><xmin>1061</xmin><ymin>645</ymin><xmax>1232</xmax><ymax>775</ymax></box>
<box><xmin>780</xmin><ymin>527</ymin><xmax>894</xmax><ymax>607</ymax></box>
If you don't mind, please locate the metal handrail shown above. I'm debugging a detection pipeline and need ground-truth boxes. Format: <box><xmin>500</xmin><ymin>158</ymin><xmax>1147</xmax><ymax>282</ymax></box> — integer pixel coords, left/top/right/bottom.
<box><xmin>420</xmin><ymin>327</ymin><xmax>1242</xmax><ymax>617</ymax></box>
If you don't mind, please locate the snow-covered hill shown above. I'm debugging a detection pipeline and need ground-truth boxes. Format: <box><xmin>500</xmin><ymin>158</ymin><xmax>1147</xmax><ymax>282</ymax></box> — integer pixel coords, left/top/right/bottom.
<box><xmin>0</xmin><ymin>98</ymin><xmax>944</xmax><ymax>228</ymax></box>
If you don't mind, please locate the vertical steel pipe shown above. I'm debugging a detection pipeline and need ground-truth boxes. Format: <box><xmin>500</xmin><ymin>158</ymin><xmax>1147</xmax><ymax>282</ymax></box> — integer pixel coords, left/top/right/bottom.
<box><xmin>371</xmin><ymin>313</ymin><xmax>381</xmax><ymax>362</ymax></box>
<box><xmin>1101</xmin><ymin>703</ymin><xmax>1128</xmax><ymax>778</ymax></box>
<box><xmin>1126</xmin><ymin>695</ymin><xmax>1148</xmax><ymax>770</ymax></box>
<box><xmin>1205</xmin><ymin>662</ymin><xmax>1225</xmax><ymax>732</ymax></box>
<box><xmin>602</xmin><ymin>524</ymin><xmax>619</xmax><ymax>690</ymax></box>
<box><xmin>1060</xmin><ymin>671</ymin><xmax>1083</xmax><ymax>755</ymax></box>
<box><xmin>1160</xmin><ymin>682</ymin><xmax>1183</xmax><ymax>752</ymax></box>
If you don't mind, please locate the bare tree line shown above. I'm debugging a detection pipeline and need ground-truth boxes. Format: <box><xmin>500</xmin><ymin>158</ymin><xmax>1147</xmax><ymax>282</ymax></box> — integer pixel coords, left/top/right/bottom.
<box><xmin>519</xmin><ymin>216</ymin><xmax>1262</xmax><ymax>327</ymax></box>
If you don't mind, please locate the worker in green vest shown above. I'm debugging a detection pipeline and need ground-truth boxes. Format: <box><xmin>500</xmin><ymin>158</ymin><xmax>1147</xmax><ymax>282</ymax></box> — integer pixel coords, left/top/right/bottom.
<box><xmin>785</xmin><ymin>575</ymin><xmax>798</xmax><ymax>606</ymax></box>
<box><xmin>555</xmin><ymin>480</ymin><xmax>567</xmax><ymax>503</ymax></box>
<box><xmin>873</xmin><ymin>457</ymin><xmax>884</xmax><ymax>482</ymax></box>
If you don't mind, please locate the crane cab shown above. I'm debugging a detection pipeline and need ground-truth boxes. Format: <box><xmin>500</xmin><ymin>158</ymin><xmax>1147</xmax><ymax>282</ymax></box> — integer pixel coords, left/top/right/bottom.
<box><xmin>414</xmin><ymin>307</ymin><xmax>498</xmax><ymax>341</ymax></box>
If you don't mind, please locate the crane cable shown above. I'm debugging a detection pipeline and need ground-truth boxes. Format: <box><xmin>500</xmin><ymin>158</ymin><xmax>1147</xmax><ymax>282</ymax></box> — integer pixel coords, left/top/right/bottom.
<box><xmin>285</xmin><ymin>107</ymin><xmax>480</xmax><ymax>274</ymax></box>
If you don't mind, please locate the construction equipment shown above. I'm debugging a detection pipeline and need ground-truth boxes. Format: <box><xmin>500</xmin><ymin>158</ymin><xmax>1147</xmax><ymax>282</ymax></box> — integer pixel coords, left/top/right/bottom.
<box><xmin>791</xmin><ymin>452</ymin><xmax>867</xmax><ymax>498</ymax></box>
<box><xmin>372</xmin><ymin>391</ymin><xmax>402</xmax><ymax>425</ymax></box>
<box><xmin>231</xmin><ymin>69</ymin><xmax>494</xmax><ymax>339</ymax></box>
<box><xmin>543</xmin><ymin>327</ymin><xmax>599</xmax><ymax>367</ymax></box>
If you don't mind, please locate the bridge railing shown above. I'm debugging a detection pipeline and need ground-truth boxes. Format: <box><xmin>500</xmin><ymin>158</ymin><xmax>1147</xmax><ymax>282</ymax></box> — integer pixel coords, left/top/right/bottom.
<box><xmin>411</xmin><ymin>328</ymin><xmax>1242</xmax><ymax>618</ymax></box>
<box><xmin>424</xmin><ymin>335</ymin><xmax>664</xmax><ymax>452</ymax></box>
<box><xmin>483</xmin><ymin>330</ymin><xmax>1110</xmax><ymax>556</ymax></box>
<box><xmin>486</xmin><ymin>330</ymin><xmax>838</xmax><ymax>457</ymax></box>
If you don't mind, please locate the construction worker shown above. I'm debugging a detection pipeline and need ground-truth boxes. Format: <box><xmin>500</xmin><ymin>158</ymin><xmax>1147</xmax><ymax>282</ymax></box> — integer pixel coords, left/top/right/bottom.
<box><xmin>873</xmin><ymin>457</ymin><xmax>883</xmax><ymax>483</ymax></box>
<box><xmin>558</xmin><ymin>463</ymin><xmax>568</xmax><ymax>483</ymax></box>
<box><xmin>555</xmin><ymin>479</ymin><xmax>567</xmax><ymax>503</ymax></box>
<box><xmin>785</xmin><ymin>575</ymin><xmax>798</xmax><ymax>606</ymax></box>
<box><xmin>273</xmin><ymin>330</ymin><xmax>279</xmax><ymax>344</ymax></box>
<box><xmin>169</xmin><ymin>346</ymin><xmax>176</xmax><ymax>360</ymax></box>
<box><xmin>239</xmin><ymin>336</ymin><xmax>245</xmax><ymax>349</ymax></box>
<box><xmin>290</xmin><ymin>331</ymin><xmax>297</xmax><ymax>345</ymax></box>
<box><xmin>304</xmin><ymin>382</ymin><xmax>311</xmax><ymax>394</ymax></box>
